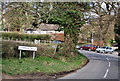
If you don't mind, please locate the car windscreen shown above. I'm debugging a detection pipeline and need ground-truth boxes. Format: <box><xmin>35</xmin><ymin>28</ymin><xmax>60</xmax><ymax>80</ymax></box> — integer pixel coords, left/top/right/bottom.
<box><xmin>84</xmin><ymin>45</ymin><xmax>90</xmax><ymax>47</ymax></box>
<box><xmin>101</xmin><ymin>47</ymin><xmax>106</xmax><ymax>49</ymax></box>
<box><xmin>107</xmin><ymin>47</ymin><xmax>112</xmax><ymax>49</ymax></box>
<box><xmin>93</xmin><ymin>46</ymin><xmax>97</xmax><ymax>47</ymax></box>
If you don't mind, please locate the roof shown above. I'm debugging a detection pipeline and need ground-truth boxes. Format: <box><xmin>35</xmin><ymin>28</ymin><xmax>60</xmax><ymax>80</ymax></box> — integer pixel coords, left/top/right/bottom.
<box><xmin>38</xmin><ymin>23</ymin><xmax>59</xmax><ymax>31</ymax></box>
<box><xmin>51</xmin><ymin>33</ymin><xmax>64</xmax><ymax>41</ymax></box>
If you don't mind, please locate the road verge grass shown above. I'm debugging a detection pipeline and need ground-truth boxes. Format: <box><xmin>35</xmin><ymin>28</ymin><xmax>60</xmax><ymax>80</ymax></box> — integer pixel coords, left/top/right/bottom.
<box><xmin>2</xmin><ymin>53</ymin><xmax>88</xmax><ymax>76</ymax></box>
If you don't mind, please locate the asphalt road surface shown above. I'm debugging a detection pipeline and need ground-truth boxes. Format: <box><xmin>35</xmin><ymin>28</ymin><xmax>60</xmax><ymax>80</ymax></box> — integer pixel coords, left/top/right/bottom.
<box><xmin>59</xmin><ymin>50</ymin><xmax>119</xmax><ymax>79</ymax></box>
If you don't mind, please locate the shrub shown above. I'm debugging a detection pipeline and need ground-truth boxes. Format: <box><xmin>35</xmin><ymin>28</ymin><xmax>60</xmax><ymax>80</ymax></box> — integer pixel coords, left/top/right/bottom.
<box><xmin>1</xmin><ymin>32</ymin><xmax>51</xmax><ymax>41</ymax></box>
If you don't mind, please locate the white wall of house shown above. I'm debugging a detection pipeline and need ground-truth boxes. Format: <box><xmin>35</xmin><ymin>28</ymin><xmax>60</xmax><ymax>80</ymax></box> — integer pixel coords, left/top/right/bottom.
<box><xmin>26</xmin><ymin>29</ymin><xmax>64</xmax><ymax>34</ymax></box>
<box><xmin>39</xmin><ymin>31</ymin><xmax>64</xmax><ymax>34</ymax></box>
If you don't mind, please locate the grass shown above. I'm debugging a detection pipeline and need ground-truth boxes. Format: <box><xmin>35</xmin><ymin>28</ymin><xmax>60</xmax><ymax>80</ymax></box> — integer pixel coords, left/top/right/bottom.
<box><xmin>2</xmin><ymin>54</ymin><xmax>87</xmax><ymax>75</ymax></box>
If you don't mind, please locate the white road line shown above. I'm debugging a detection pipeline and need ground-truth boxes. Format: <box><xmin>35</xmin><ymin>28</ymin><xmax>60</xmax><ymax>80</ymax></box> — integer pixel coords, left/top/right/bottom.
<box><xmin>106</xmin><ymin>58</ymin><xmax>109</xmax><ymax>61</ymax></box>
<box><xmin>103</xmin><ymin>58</ymin><xmax>111</xmax><ymax>78</ymax></box>
<box><xmin>109</xmin><ymin>62</ymin><xmax>111</xmax><ymax>67</ymax></box>
<box><xmin>104</xmin><ymin>69</ymin><xmax>109</xmax><ymax>78</ymax></box>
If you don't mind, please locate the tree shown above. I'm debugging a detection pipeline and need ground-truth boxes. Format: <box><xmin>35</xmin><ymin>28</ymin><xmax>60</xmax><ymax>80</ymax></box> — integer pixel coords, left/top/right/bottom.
<box><xmin>46</xmin><ymin>2</ymin><xmax>89</xmax><ymax>57</ymax></box>
<box><xmin>3</xmin><ymin>2</ymin><xmax>34</xmax><ymax>31</ymax></box>
<box><xmin>0</xmin><ymin>2</ymin><xmax>5</xmax><ymax>31</ymax></box>
<box><xmin>114</xmin><ymin>7</ymin><xmax>120</xmax><ymax>51</ymax></box>
<box><xmin>90</xmin><ymin>2</ymin><xmax>119</xmax><ymax>46</ymax></box>
<box><xmin>3</xmin><ymin>2</ymin><xmax>90</xmax><ymax>57</ymax></box>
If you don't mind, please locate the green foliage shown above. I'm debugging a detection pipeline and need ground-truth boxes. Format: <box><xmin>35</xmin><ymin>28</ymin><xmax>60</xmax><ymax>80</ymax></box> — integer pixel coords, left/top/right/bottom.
<box><xmin>1</xmin><ymin>32</ymin><xmax>51</xmax><ymax>41</ymax></box>
<box><xmin>2</xmin><ymin>2</ymin><xmax>90</xmax><ymax>57</ymax></box>
<box><xmin>45</xmin><ymin>3</ymin><xmax>87</xmax><ymax>56</ymax></box>
<box><xmin>115</xmin><ymin>23</ymin><xmax>120</xmax><ymax>49</ymax></box>
<box><xmin>114</xmin><ymin>8</ymin><xmax>120</xmax><ymax>49</ymax></box>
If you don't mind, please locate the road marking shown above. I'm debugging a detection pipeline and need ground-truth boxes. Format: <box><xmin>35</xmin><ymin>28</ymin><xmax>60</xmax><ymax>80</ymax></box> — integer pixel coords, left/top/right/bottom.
<box><xmin>103</xmin><ymin>58</ymin><xmax>111</xmax><ymax>78</ymax></box>
<box><xmin>106</xmin><ymin>58</ymin><xmax>109</xmax><ymax>61</ymax></box>
<box><xmin>109</xmin><ymin>62</ymin><xmax>111</xmax><ymax>67</ymax></box>
<box><xmin>104</xmin><ymin>69</ymin><xmax>109</xmax><ymax>78</ymax></box>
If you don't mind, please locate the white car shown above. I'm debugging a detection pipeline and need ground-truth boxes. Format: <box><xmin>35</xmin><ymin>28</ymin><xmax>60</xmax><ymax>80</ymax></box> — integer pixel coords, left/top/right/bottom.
<box><xmin>96</xmin><ymin>47</ymin><xmax>114</xmax><ymax>54</ymax></box>
<box><xmin>76</xmin><ymin>45</ymin><xmax>80</xmax><ymax>49</ymax></box>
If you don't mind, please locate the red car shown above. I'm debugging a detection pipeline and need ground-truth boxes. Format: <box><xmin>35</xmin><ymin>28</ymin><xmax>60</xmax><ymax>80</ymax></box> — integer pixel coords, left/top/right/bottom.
<box><xmin>80</xmin><ymin>44</ymin><xmax>98</xmax><ymax>51</ymax></box>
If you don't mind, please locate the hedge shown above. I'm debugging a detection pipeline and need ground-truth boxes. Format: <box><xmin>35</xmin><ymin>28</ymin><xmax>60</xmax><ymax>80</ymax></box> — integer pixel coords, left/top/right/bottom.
<box><xmin>2</xmin><ymin>41</ymin><xmax>55</xmax><ymax>58</ymax></box>
<box><xmin>1</xmin><ymin>32</ymin><xmax>51</xmax><ymax>41</ymax></box>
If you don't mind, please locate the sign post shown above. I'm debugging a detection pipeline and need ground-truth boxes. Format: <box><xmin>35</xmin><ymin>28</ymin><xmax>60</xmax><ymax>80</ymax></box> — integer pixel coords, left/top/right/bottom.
<box><xmin>33</xmin><ymin>51</ymin><xmax>35</xmax><ymax>59</ymax></box>
<box><xmin>19</xmin><ymin>50</ymin><xmax>22</xmax><ymax>59</ymax></box>
<box><xmin>18</xmin><ymin>46</ymin><xmax>37</xmax><ymax>59</ymax></box>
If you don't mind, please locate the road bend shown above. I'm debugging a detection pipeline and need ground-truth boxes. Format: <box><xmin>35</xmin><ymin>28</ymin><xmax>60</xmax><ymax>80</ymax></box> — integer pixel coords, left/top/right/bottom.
<box><xmin>59</xmin><ymin>50</ymin><xmax>119</xmax><ymax>79</ymax></box>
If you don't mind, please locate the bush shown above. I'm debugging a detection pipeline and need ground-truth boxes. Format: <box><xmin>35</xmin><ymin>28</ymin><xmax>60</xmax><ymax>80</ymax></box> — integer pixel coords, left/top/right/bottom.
<box><xmin>1</xmin><ymin>32</ymin><xmax>51</xmax><ymax>41</ymax></box>
<box><xmin>2</xmin><ymin>41</ymin><xmax>55</xmax><ymax>58</ymax></box>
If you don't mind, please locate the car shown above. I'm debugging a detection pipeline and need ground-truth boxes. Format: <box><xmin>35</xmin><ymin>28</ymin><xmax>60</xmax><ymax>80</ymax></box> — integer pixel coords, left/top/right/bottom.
<box><xmin>118</xmin><ymin>52</ymin><xmax>120</xmax><ymax>56</ymax></box>
<box><xmin>79</xmin><ymin>44</ymin><xmax>98</xmax><ymax>51</ymax></box>
<box><xmin>96</xmin><ymin>46</ymin><xmax>114</xmax><ymax>54</ymax></box>
<box><xmin>76</xmin><ymin>45</ymin><xmax>81</xmax><ymax>49</ymax></box>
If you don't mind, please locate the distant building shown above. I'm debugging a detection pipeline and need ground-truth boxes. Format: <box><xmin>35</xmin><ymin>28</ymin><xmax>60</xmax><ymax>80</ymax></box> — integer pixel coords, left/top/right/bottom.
<box><xmin>26</xmin><ymin>23</ymin><xmax>64</xmax><ymax>43</ymax></box>
<box><xmin>36</xmin><ymin>23</ymin><xmax>64</xmax><ymax>34</ymax></box>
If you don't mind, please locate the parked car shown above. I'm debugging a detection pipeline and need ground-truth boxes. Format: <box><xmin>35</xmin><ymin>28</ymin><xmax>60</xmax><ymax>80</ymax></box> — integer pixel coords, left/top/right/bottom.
<box><xmin>96</xmin><ymin>46</ymin><xmax>114</xmax><ymax>54</ymax></box>
<box><xmin>76</xmin><ymin>45</ymin><xmax>81</xmax><ymax>49</ymax></box>
<box><xmin>80</xmin><ymin>44</ymin><xmax>98</xmax><ymax>51</ymax></box>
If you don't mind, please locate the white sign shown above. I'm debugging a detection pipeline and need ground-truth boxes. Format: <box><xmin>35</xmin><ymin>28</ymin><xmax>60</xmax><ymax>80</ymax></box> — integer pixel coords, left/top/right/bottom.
<box><xmin>18</xmin><ymin>46</ymin><xmax>37</xmax><ymax>59</ymax></box>
<box><xmin>18</xmin><ymin>46</ymin><xmax>37</xmax><ymax>51</ymax></box>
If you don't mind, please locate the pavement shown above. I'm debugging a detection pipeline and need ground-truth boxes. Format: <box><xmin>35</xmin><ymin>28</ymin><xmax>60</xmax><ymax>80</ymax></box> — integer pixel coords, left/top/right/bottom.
<box><xmin>59</xmin><ymin>50</ymin><xmax>119</xmax><ymax>79</ymax></box>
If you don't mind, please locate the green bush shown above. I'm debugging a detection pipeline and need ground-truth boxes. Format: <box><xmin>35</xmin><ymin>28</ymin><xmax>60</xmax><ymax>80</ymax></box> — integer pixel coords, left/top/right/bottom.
<box><xmin>1</xmin><ymin>32</ymin><xmax>51</xmax><ymax>41</ymax></box>
<box><xmin>2</xmin><ymin>41</ymin><xmax>55</xmax><ymax>58</ymax></box>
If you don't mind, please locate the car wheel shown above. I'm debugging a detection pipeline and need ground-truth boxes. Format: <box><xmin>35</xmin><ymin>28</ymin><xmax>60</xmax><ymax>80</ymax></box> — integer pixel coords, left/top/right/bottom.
<box><xmin>103</xmin><ymin>51</ymin><xmax>105</xmax><ymax>53</ymax></box>
<box><xmin>118</xmin><ymin>52</ymin><xmax>120</xmax><ymax>56</ymax></box>
<box><xmin>96</xmin><ymin>51</ymin><xmax>99</xmax><ymax>53</ymax></box>
<box><xmin>110</xmin><ymin>51</ymin><xmax>113</xmax><ymax>54</ymax></box>
<box><xmin>105</xmin><ymin>52</ymin><xmax>108</xmax><ymax>54</ymax></box>
<box><xmin>89</xmin><ymin>49</ymin><xmax>91</xmax><ymax>51</ymax></box>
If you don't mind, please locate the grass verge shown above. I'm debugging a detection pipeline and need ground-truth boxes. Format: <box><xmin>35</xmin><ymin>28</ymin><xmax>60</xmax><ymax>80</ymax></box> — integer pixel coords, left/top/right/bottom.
<box><xmin>2</xmin><ymin>53</ymin><xmax>88</xmax><ymax>76</ymax></box>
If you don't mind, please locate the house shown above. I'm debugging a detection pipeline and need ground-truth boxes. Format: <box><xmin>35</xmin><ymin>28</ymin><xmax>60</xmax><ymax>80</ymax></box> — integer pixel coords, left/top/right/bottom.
<box><xmin>36</xmin><ymin>23</ymin><xmax>64</xmax><ymax>43</ymax></box>
<box><xmin>51</xmin><ymin>33</ymin><xmax>64</xmax><ymax>44</ymax></box>
<box><xmin>26</xmin><ymin>23</ymin><xmax>64</xmax><ymax>43</ymax></box>
<box><xmin>36</xmin><ymin>23</ymin><xmax>64</xmax><ymax>34</ymax></box>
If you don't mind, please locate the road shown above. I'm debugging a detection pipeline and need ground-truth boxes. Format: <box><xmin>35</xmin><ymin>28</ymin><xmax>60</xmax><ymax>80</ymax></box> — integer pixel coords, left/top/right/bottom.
<box><xmin>59</xmin><ymin>50</ymin><xmax>119</xmax><ymax>79</ymax></box>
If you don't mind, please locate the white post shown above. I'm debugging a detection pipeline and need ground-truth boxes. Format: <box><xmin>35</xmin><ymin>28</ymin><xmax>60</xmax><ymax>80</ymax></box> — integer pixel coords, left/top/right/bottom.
<box><xmin>91</xmin><ymin>32</ymin><xmax>94</xmax><ymax>50</ymax></box>
<box><xmin>54</xmin><ymin>45</ymin><xmax>57</xmax><ymax>55</ymax></box>
<box><xmin>39</xmin><ymin>40</ymin><xmax>41</xmax><ymax>44</ymax></box>
<box><xmin>19</xmin><ymin>50</ymin><xmax>22</xmax><ymax>59</ymax></box>
<box><xmin>91</xmin><ymin>32</ymin><xmax>94</xmax><ymax>45</ymax></box>
<box><xmin>33</xmin><ymin>51</ymin><xmax>35</xmax><ymax>59</ymax></box>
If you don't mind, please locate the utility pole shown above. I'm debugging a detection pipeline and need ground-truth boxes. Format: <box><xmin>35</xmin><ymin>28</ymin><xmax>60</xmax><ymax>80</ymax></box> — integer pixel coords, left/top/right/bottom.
<box><xmin>91</xmin><ymin>31</ymin><xmax>94</xmax><ymax>45</ymax></box>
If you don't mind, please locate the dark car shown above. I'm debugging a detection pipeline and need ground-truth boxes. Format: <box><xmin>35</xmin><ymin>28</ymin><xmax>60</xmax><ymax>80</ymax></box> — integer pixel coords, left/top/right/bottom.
<box><xmin>80</xmin><ymin>44</ymin><xmax>98</xmax><ymax>51</ymax></box>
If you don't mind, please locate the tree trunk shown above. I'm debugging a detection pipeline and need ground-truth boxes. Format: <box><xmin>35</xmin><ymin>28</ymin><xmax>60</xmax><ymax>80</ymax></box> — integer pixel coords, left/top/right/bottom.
<box><xmin>1</xmin><ymin>2</ymin><xmax>4</xmax><ymax>30</ymax></box>
<box><xmin>63</xmin><ymin>34</ymin><xmax>76</xmax><ymax>57</ymax></box>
